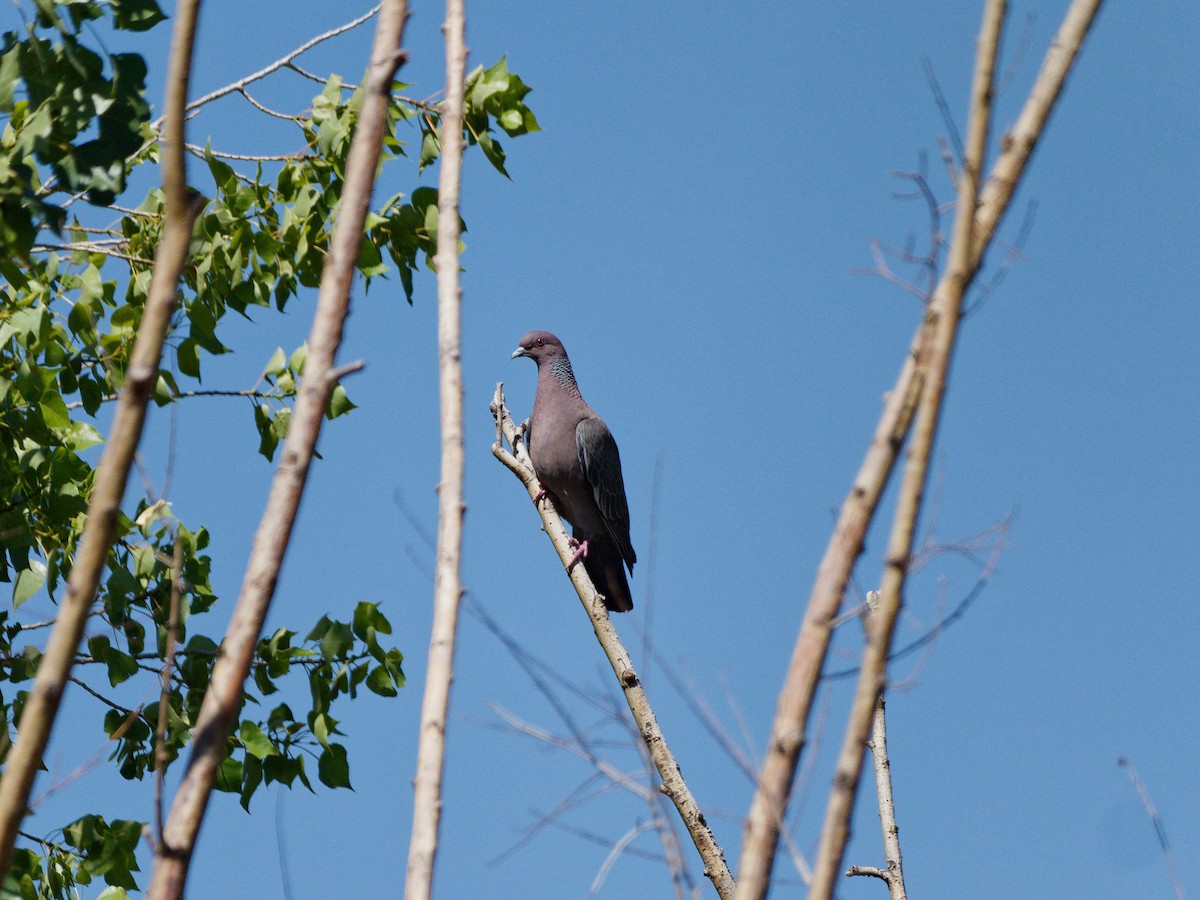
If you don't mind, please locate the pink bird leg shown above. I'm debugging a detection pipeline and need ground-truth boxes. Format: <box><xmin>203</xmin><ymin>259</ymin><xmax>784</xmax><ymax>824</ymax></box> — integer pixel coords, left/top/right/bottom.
<box><xmin>566</xmin><ymin>537</ymin><xmax>589</xmax><ymax>570</ymax></box>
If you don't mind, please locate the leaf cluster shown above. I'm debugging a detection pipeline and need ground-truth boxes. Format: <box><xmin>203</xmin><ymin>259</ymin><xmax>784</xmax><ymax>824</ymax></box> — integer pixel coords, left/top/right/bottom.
<box><xmin>0</xmin><ymin>2</ymin><xmax>537</xmax><ymax>895</ymax></box>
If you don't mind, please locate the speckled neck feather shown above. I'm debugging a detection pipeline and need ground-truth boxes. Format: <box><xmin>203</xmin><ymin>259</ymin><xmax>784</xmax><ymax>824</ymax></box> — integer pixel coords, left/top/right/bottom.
<box><xmin>548</xmin><ymin>355</ymin><xmax>582</xmax><ymax>400</ymax></box>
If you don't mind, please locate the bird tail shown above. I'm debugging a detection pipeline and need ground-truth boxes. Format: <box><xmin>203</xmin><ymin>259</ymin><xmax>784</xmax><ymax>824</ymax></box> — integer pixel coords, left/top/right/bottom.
<box><xmin>580</xmin><ymin>536</ymin><xmax>634</xmax><ymax>612</ymax></box>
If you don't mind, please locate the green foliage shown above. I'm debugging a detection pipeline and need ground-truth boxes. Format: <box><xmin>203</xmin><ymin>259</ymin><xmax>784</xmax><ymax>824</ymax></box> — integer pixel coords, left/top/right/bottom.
<box><xmin>0</xmin><ymin>812</ymin><xmax>142</xmax><ymax>899</ymax></box>
<box><xmin>0</xmin><ymin>1</ymin><xmax>535</xmax><ymax>895</ymax></box>
<box><xmin>420</xmin><ymin>56</ymin><xmax>540</xmax><ymax>179</ymax></box>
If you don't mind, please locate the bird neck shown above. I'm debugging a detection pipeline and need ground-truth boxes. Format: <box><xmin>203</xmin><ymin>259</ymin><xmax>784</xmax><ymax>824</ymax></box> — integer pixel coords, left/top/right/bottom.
<box><xmin>544</xmin><ymin>355</ymin><xmax>584</xmax><ymax>402</ymax></box>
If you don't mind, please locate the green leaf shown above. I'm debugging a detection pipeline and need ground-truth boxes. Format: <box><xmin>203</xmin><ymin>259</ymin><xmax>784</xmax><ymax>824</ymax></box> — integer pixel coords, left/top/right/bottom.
<box><xmin>40</xmin><ymin>391</ymin><xmax>71</xmax><ymax>429</ymax></box>
<box><xmin>240</xmin><ymin>754</ymin><xmax>263</xmax><ymax>811</ymax></box>
<box><xmin>13</xmin><ymin>563</ymin><xmax>46</xmax><ymax>608</ymax></box>
<box><xmin>288</xmin><ymin>342</ymin><xmax>308</xmax><ymax>374</ymax></box>
<box><xmin>177</xmin><ymin>338</ymin><xmax>200</xmax><ymax>378</ymax></box>
<box><xmin>318</xmin><ymin>620</ymin><xmax>353</xmax><ymax>660</ymax></box>
<box><xmin>66</xmin><ymin>421</ymin><xmax>104</xmax><ymax>451</ymax></box>
<box><xmin>366</xmin><ymin>665</ymin><xmax>399</xmax><ymax>697</ymax></box>
<box><xmin>317</xmin><ymin>742</ymin><xmax>351</xmax><ymax>789</ymax></box>
<box><xmin>325</xmin><ymin>384</ymin><xmax>355</xmax><ymax>419</ymax></box>
<box><xmin>352</xmin><ymin>602</ymin><xmax>392</xmax><ymax>640</ymax></box>
<box><xmin>104</xmin><ymin>648</ymin><xmax>138</xmax><ymax>686</ymax></box>
<box><xmin>215</xmin><ymin>756</ymin><xmax>243</xmax><ymax>793</ymax></box>
<box><xmin>255</xmin><ymin>403</ymin><xmax>278</xmax><ymax>461</ymax></box>
<box><xmin>261</xmin><ymin>347</ymin><xmax>287</xmax><ymax>380</ymax></box>
<box><xmin>111</xmin><ymin>0</ymin><xmax>166</xmax><ymax>31</ymax></box>
<box><xmin>238</xmin><ymin>720</ymin><xmax>277</xmax><ymax>760</ymax></box>
<box><xmin>311</xmin><ymin>711</ymin><xmax>332</xmax><ymax>748</ymax></box>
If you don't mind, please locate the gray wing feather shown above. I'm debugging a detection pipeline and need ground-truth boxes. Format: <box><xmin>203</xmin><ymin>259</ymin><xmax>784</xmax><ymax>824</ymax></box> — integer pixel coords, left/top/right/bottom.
<box><xmin>576</xmin><ymin>417</ymin><xmax>636</xmax><ymax>571</ymax></box>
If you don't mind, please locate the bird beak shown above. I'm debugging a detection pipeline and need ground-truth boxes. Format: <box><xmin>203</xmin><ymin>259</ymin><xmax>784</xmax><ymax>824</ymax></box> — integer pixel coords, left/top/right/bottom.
<box><xmin>511</xmin><ymin>347</ymin><xmax>527</xmax><ymax>359</ymax></box>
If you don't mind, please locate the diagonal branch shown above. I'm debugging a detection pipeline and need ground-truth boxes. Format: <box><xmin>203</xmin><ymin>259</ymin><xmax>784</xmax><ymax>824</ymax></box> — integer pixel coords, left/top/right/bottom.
<box><xmin>0</xmin><ymin>0</ymin><xmax>205</xmax><ymax>876</ymax></box>
<box><xmin>173</xmin><ymin>5</ymin><xmax>382</xmax><ymax>120</ymax></box>
<box><xmin>144</xmin><ymin>4</ymin><xmax>410</xmax><ymax>897</ymax></box>
<box><xmin>811</xmin><ymin>7</ymin><xmax>1006</xmax><ymax>889</ymax></box>
<box><xmin>403</xmin><ymin>1</ymin><xmax>467</xmax><ymax>897</ymax></box>
<box><xmin>492</xmin><ymin>385</ymin><xmax>736</xmax><ymax>898</ymax></box>
<box><xmin>735</xmin><ymin>2</ymin><xmax>1106</xmax><ymax>896</ymax></box>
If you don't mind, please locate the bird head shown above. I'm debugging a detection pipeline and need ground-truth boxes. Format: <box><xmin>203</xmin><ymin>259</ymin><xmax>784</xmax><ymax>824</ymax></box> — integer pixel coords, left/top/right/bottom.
<box><xmin>512</xmin><ymin>331</ymin><xmax>566</xmax><ymax>364</ymax></box>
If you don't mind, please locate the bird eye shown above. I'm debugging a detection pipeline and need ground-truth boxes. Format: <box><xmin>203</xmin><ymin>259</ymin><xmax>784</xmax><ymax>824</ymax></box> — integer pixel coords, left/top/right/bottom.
<box><xmin>535</xmin><ymin>338</ymin><xmax>545</xmax><ymax>347</ymax></box>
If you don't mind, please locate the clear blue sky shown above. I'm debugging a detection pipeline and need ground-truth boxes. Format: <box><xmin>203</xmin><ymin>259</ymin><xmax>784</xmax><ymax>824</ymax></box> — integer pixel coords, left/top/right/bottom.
<box><xmin>11</xmin><ymin>1</ymin><xmax>1200</xmax><ymax>898</ymax></box>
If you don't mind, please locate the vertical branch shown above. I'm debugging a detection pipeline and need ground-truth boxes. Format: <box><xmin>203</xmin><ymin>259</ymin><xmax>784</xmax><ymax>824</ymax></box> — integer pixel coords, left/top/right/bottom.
<box><xmin>154</xmin><ymin>531</ymin><xmax>185</xmax><ymax>845</ymax></box>
<box><xmin>808</xmin><ymin>4</ymin><xmax>1004</xmax><ymax>895</ymax></box>
<box><xmin>735</xmin><ymin>1</ymin><xmax>1105</xmax><ymax>896</ymax></box>
<box><xmin>845</xmin><ymin>593</ymin><xmax>907</xmax><ymax>898</ymax></box>
<box><xmin>0</xmin><ymin>0</ymin><xmax>204</xmax><ymax>876</ymax></box>
<box><xmin>145</xmin><ymin>4</ymin><xmax>410</xmax><ymax>898</ymax></box>
<box><xmin>868</xmin><ymin>696</ymin><xmax>906</xmax><ymax>899</ymax></box>
<box><xmin>491</xmin><ymin>388</ymin><xmax>736</xmax><ymax>898</ymax></box>
<box><xmin>404</xmin><ymin>0</ymin><xmax>467</xmax><ymax>897</ymax></box>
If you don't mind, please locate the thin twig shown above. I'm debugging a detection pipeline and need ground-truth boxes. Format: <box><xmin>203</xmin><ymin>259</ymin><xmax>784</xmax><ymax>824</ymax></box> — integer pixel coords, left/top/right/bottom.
<box><xmin>1118</xmin><ymin>758</ymin><xmax>1187</xmax><ymax>900</ymax></box>
<box><xmin>589</xmin><ymin>822</ymin><xmax>656</xmax><ymax>899</ymax></box>
<box><xmin>184</xmin><ymin>143</ymin><xmax>309</xmax><ymax>162</ymax></box>
<box><xmin>237</xmin><ymin>88</ymin><xmax>306</xmax><ymax>122</ymax></box>
<box><xmin>29</xmin><ymin>706</ymin><xmax>143</xmax><ymax>809</ymax></box>
<box><xmin>168</xmin><ymin>6</ymin><xmax>382</xmax><ymax>123</ymax></box>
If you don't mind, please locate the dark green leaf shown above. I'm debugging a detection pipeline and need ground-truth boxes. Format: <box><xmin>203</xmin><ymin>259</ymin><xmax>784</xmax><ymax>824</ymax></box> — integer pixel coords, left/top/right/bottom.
<box><xmin>317</xmin><ymin>742</ymin><xmax>351</xmax><ymax>789</ymax></box>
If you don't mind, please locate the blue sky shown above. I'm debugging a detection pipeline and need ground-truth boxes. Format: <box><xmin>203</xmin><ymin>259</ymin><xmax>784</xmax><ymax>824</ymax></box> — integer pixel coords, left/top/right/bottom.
<box><xmin>9</xmin><ymin>1</ymin><xmax>1200</xmax><ymax>898</ymax></box>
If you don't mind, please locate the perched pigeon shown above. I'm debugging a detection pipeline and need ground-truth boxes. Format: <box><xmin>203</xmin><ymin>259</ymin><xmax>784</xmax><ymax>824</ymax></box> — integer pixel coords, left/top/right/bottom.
<box><xmin>512</xmin><ymin>331</ymin><xmax>637</xmax><ymax>612</ymax></box>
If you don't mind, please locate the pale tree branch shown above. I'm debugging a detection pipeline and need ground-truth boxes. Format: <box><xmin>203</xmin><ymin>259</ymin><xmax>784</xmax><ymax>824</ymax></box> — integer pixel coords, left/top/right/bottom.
<box><xmin>589</xmin><ymin>821</ymin><xmax>657</xmax><ymax>899</ymax></box>
<box><xmin>809</xmin><ymin>2</ymin><xmax>1004</xmax><ymax>893</ymax></box>
<box><xmin>492</xmin><ymin>385</ymin><xmax>736</xmax><ymax>898</ymax></box>
<box><xmin>735</xmin><ymin>2</ymin><xmax>1105</xmax><ymax>896</ymax></box>
<box><xmin>172</xmin><ymin>5</ymin><xmax>382</xmax><ymax>121</ymax></box>
<box><xmin>144</xmin><ymin>4</ymin><xmax>409</xmax><ymax>897</ymax></box>
<box><xmin>842</xmin><ymin>592</ymin><xmax>907</xmax><ymax>899</ymax></box>
<box><xmin>154</xmin><ymin>531</ymin><xmax>184</xmax><ymax>848</ymax></box>
<box><xmin>1118</xmin><ymin>758</ymin><xmax>1187</xmax><ymax>900</ymax></box>
<box><xmin>403</xmin><ymin>0</ymin><xmax>466</xmax><ymax>897</ymax></box>
<box><xmin>0</xmin><ymin>0</ymin><xmax>204</xmax><ymax>876</ymax></box>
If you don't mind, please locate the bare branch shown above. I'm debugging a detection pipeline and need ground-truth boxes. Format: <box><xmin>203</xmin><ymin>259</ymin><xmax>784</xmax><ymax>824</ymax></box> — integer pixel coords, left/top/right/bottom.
<box><xmin>404</xmin><ymin>0</ymin><xmax>465</xmax><ymax>896</ymax></box>
<box><xmin>184</xmin><ymin>143</ymin><xmax>310</xmax><ymax>162</ymax></box>
<box><xmin>0</xmin><ymin>0</ymin><xmax>204</xmax><ymax>875</ymax></box>
<box><xmin>492</xmin><ymin>386</ymin><xmax>736</xmax><ymax>898</ymax></box>
<box><xmin>811</xmin><ymin>2</ymin><xmax>1006</xmax><ymax>890</ymax></box>
<box><xmin>1118</xmin><ymin>758</ymin><xmax>1187</xmax><ymax>900</ymax></box>
<box><xmin>237</xmin><ymin>87</ymin><xmax>306</xmax><ymax>122</ymax></box>
<box><xmin>146</xmin><ymin>5</ymin><xmax>410</xmax><ymax>897</ymax></box>
<box><xmin>589</xmin><ymin>822</ymin><xmax>656</xmax><ymax>899</ymax></box>
<box><xmin>736</xmin><ymin>2</ymin><xmax>1106</xmax><ymax>895</ymax></box>
<box><xmin>172</xmin><ymin>6</ymin><xmax>382</xmax><ymax>120</ymax></box>
<box><xmin>854</xmin><ymin>592</ymin><xmax>908</xmax><ymax>899</ymax></box>
<box><xmin>809</xmin><ymin>3</ymin><xmax>1004</xmax><ymax>892</ymax></box>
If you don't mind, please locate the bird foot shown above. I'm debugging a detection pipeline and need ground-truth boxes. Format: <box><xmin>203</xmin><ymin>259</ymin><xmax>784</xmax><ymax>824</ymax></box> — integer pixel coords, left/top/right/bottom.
<box><xmin>532</xmin><ymin>482</ymin><xmax>548</xmax><ymax>504</ymax></box>
<box><xmin>566</xmin><ymin>538</ymin><xmax>589</xmax><ymax>570</ymax></box>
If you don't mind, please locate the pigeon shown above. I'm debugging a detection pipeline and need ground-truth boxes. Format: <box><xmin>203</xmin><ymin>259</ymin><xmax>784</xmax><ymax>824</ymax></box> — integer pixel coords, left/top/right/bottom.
<box><xmin>512</xmin><ymin>331</ymin><xmax>636</xmax><ymax>612</ymax></box>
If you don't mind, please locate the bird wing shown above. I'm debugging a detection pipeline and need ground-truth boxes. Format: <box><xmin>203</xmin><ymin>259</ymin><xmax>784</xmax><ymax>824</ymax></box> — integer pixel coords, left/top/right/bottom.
<box><xmin>576</xmin><ymin>416</ymin><xmax>636</xmax><ymax>571</ymax></box>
